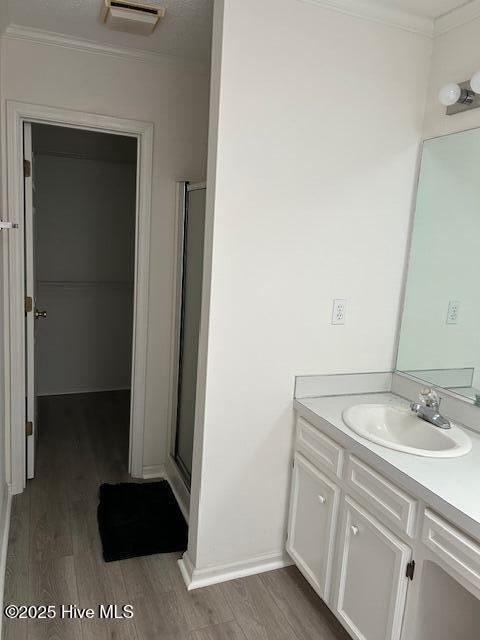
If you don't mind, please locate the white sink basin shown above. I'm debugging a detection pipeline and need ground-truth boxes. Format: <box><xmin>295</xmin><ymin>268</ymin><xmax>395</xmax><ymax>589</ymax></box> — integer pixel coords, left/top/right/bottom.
<box><xmin>342</xmin><ymin>404</ymin><xmax>472</xmax><ymax>458</ymax></box>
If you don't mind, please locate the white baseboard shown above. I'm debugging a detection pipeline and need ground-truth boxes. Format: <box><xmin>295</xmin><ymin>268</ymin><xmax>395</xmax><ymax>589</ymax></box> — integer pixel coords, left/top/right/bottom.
<box><xmin>0</xmin><ymin>486</ymin><xmax>13</xmax><ymax>638</ymax></box>
<box><xmin>178</xmin><ymin>549</ymin><xmax>294</xmax><ymax>591</ymax></box>
<box><xmin>141</xmin><ymin>464</ymin><xmax>166</xmax><ymax>479</ymax></box>
<box><xmin>178</xmin><ymin>550</ymin><xmax>196</xmax><ymax>588</ymax></box>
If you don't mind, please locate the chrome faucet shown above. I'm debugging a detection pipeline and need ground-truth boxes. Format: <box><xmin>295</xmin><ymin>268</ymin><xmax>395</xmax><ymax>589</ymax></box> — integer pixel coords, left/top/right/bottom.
<box><xmin>410</xmin><ymin>388</ymin><xmax>451</xmax><ymax>430</ymax></box>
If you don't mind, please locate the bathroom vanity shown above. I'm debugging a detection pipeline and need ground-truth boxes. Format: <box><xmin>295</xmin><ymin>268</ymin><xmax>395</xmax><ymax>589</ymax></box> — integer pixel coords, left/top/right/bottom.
<box><xmin>287</xmin><ymin>384</ymin><xmax>480</xmax><ymax>640</ymax></box>
<box><xmin>285</xmin><ymin>118</ymin><xmax>480</xmax><ymax>640</ymax></box>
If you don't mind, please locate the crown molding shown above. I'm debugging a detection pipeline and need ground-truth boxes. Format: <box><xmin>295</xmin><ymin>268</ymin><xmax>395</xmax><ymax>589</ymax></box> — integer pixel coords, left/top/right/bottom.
<box><xmin>434</xmin><ymin>0</ymin><xmax>480</xmax><ymax>36</ymax></box>
<box><xmin>298</xmin><ymin>0</ymin><xmax>434</xmax><ymax>37</ymax></box>
<box><xmin>2</xmin><ymin>24</ymin><xmax>209</xmax><ymax>72</ymax></box>
<box><xmin>4</xmin><ymin>0</ymin><xmax>479</xmax><ymax>65</ymax></box>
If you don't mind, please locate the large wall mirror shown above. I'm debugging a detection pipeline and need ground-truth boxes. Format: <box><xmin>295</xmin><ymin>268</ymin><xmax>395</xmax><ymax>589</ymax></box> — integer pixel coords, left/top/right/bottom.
<box><xmin>396</xmin><ymin>127</ymin><xmax>480</xmax><ymax>404</ymax></box>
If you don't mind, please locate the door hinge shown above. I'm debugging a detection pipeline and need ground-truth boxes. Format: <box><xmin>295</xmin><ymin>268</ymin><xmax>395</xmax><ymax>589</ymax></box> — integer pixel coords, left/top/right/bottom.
<box><xmin>25</xmin><ymin>296</ymin><xmax>33</xmax><ymax>314</ymax></box>
<box><xmin>23</xmin><ymin>159</ymin><xmax>31</xmax><ymax>178</ymax></box>
<box><xmin>406</xmin><ymin>560</ymin><xmax>415</xmax><ymax>581</ymax></box>
<box><xmin>26</xmin><ymin>421</ymin><xmax>33</xmax><ymax>437</ymax></box>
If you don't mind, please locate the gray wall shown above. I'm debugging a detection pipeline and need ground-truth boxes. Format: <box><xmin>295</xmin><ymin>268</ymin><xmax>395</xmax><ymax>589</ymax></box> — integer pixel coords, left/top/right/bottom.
<box><xmin>34</xmin><ymin>152</ymin><xmax>136</xmax><ymax>395</ymax></box>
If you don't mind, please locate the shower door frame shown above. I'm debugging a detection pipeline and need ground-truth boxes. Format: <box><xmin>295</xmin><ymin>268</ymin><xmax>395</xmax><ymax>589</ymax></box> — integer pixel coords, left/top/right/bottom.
<box><xmin>169</xmin><ymin>181</ymin><xmax>206</xmax><ymax>494</ymax></box>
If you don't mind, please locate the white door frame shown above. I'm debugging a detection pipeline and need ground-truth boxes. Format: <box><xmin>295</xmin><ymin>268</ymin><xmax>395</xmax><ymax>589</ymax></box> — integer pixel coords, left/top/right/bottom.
<box><xmin>4</xmin><ymin>101</ymin><xmax>154</xmax><ymax>494</ymax></box>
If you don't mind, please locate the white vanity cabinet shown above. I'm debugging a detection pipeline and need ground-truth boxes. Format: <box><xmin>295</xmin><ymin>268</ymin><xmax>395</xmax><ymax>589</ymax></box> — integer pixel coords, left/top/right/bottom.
<box><xmin>287</xmin><ymin>453</ymin><xmax>340</xmax><ymax>601</ymax></box>
<box><xmin>335</xmin><ymin>497</ymin><xmax>411</xmax><ymax>640</ymax></box>
<box><xmin>287</xmin><ymin>414</ymin><xmax>415</xmax><ymax>640</ymax></box>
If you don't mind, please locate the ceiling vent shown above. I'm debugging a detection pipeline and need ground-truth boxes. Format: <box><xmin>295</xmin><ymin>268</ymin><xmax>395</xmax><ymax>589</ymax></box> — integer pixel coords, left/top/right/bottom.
<box><xmin>101</xmin><ymin>0</ymin><xmax>166</xmax><ymax>35</ymax></box>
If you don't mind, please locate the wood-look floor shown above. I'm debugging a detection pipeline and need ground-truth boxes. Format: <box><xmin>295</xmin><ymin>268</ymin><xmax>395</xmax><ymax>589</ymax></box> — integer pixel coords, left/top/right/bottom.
<box><xmin>3</xmin><ymin>392</ymin><xmax>350</xmax><ymax>640</ymax></box>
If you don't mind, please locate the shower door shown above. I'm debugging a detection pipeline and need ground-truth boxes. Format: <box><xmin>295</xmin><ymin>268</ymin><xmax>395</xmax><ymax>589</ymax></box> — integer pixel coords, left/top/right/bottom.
<box><xmin>174</xmin><ymin>182</ymin><xmax>206</xmax><ymax>486</ymax></box>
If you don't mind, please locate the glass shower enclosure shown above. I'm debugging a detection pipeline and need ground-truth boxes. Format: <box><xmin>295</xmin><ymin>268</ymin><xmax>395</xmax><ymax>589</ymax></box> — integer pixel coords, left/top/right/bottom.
<box><xmin>173</xmin><ymin>182</ymin><xmax>206</xmax><ymax>488</ymax></box>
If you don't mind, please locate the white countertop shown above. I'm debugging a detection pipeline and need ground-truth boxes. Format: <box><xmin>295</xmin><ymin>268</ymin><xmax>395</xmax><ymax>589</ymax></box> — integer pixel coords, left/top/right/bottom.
<box><xmin>294</xmin><ymin>392</ymin><xmax>480</xmax><ymax>541</ymax></box>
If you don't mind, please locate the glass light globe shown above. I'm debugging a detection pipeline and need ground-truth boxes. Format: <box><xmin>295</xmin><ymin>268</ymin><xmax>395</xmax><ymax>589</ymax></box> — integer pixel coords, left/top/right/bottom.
<box><xmin>438</xmin><ymin>83</ymin><xmax>461</xmax><ymax>106</ymax></box>
<box><xmin>470</xmin><ymin>70</ymin><xmax>480</xmax><ymax>94</ymax></box>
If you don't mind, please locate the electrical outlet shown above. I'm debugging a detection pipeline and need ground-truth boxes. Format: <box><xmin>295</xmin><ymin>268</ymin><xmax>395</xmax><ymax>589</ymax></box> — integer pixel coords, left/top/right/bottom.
<box><xmin>332</xmin><ymin>299</ymin><xmax>346</xmax><ymax>325</ymax></box>
<box><xmin>446</xmin><ymin>300</ymin><xmax>460</xmax><ymax>324</ymax></box>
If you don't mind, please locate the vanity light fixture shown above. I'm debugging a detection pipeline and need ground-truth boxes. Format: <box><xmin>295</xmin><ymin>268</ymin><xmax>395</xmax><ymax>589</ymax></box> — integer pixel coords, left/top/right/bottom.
<box><xmin>439</xmin><ymin>70</ymin><xmax>480</xmax><ymax>115</ymax></box>
<box><xmin>470</xmin><ymin>70</ymin><xmax>480</xmax><ymax>93</ymax></box>
<box><xmin>438</xmin><ymin>83</ymin><xmax>464</xmax><ymax>106</ymax></box>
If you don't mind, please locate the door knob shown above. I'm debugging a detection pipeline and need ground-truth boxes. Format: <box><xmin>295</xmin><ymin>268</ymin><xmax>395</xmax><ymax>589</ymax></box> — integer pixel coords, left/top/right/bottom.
<box><xmin>34</xmin><ymin>309</ymin><xmax>47</xmax><ymax>319</ymax></box>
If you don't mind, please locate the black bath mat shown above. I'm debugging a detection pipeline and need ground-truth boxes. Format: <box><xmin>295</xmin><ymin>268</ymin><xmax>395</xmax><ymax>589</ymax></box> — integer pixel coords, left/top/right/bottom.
<box><xmin>97</xmin><ymin>480</ymin><xmax>188</xmax><ymax>562</ymax></box>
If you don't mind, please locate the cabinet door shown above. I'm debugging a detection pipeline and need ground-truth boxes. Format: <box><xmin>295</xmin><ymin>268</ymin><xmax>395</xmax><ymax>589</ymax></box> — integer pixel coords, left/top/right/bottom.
<box><xmin>335</xmin><ymin>496</ymin><xmax>411</xmax><ymax>640</ymax></box>
<box><xmin>287</xmin><ymin>453</ymin><xmax>340</xmax><ymax>601</ymax></box>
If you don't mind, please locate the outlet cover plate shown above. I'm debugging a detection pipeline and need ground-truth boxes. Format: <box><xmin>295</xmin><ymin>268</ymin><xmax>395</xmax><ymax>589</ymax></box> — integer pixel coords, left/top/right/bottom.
<box><xmin>332</xmin><ymin>299</ymin><xmax>346</xmax><ymax>325</ymax></box>
<box><xmin>447</xmin><ymin>300</ymin><xmax>460</xmax><ymax>324</ymax></box>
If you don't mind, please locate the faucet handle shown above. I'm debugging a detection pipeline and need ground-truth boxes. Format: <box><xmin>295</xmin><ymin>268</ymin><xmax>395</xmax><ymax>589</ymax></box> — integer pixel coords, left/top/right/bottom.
<box><xmin>419</xmin><ymin>387</ymin><xmax>440</xmax><ymax>408</ymax></box>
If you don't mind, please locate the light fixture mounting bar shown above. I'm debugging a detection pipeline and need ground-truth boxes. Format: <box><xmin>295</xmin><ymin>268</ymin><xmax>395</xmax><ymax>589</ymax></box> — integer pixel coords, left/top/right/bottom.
<box><xmin>447</xmin><ymin>81</ymin><xmax>480</xmax><ymax>116</ymax></box>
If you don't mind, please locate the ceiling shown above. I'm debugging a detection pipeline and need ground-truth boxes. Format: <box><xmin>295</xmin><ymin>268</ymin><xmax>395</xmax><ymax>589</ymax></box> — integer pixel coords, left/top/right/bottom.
<box><xmin>0</xmin><ymin>0</ymin><xmax>476</xmax><ymax>58</ymax></box>
<box><xmin>378</xmin><ymin>0</ymin><xmax>475</xmax><ymax>19</ymax></box>
<box><xmin>1</xmin><ymin>0</ymin><xmax>213</xmax><ymax>62</ymax></box>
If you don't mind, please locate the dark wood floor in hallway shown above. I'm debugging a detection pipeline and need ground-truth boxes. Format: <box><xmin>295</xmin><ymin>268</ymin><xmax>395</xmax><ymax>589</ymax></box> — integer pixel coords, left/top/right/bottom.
<box><xmin>3</xmin><ymin>392</ymin><xmax>350</xmax><ymax>640</ymax></box>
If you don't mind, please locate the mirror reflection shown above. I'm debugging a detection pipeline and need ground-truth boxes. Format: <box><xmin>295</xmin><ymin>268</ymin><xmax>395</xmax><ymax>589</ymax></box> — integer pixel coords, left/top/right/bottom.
<box><xmin>396</xmin><ymin>127</ymin><xmax>480</xmax><ymax>403</ymax></box>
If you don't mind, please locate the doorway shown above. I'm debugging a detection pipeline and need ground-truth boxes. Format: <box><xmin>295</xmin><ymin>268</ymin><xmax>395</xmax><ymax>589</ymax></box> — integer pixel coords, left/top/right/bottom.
<box><xmin>5</xmin><ymin>102</ymin><xmax>154</xmax><ymax>494</ymax></box>
<box><xmin>25</xmin><ymin>122</ymin><xmax>137</xmax><ymax>480</ymax></box>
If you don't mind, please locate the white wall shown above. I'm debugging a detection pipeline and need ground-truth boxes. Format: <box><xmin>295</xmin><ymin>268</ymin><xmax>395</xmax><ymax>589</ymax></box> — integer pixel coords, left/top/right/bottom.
<box><xmin>0</xmin><ymin>36</ymin><xmax>210</xmax><ymax>470</ymax></box>
<box><xmin>188</xmin><ymin>0</ymin><xmax>432</xmax><ymax>574</ymax></box>
<box><xmin>34</xmin><ymin>154</ymin><xmax>136</xmax><ymax>396</ymax></box>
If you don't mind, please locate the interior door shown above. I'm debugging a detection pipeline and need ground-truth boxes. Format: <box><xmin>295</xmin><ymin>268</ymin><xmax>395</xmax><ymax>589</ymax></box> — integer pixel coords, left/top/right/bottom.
<box><xmin>175</xmin><ymin>184</ymin><xmax>206</xmax><ymax>485</ymax></box>
<box><xmin>24</xmin><ymin>122</ymin><xmax>38</xmax><ymax>479</ymax></box>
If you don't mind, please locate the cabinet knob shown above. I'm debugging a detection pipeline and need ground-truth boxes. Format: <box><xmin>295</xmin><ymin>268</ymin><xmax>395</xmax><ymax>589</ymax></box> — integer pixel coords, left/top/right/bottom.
<box><xmin>351</xmin><ymin>525</ymin><xmax>359</xmax><ymax>536</ymax></box>
<box><xmin>318</xmin><ymin>495</ymin><xmax>327</xmax><ymax>504</ymax></box>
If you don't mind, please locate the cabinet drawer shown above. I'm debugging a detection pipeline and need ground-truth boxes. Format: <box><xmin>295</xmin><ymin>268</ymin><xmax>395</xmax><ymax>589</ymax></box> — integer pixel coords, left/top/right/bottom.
<box><xmin>347</xmin><ymin>456</ymin><xmax>417</xmax><ymax>537</ymax></box>
<box><xmin>422</xmin><ymin>510</ymin><xmax>480</xmax><ymax>591</ymax></box>
<box><xmin>295</xmin><ymin>417</ymin><xmax>343</xmax><ymax>478</ymax></box>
